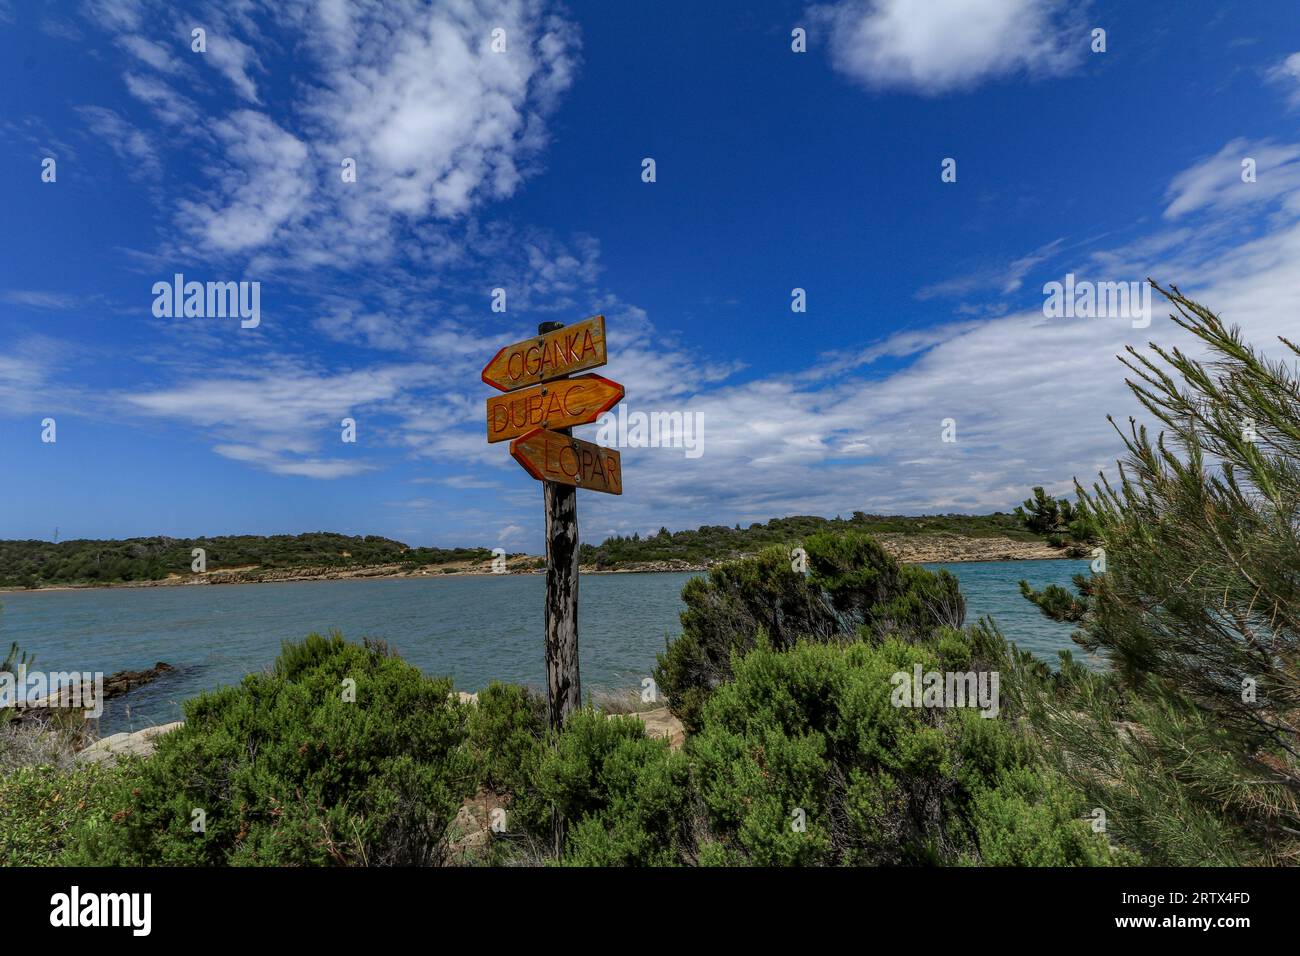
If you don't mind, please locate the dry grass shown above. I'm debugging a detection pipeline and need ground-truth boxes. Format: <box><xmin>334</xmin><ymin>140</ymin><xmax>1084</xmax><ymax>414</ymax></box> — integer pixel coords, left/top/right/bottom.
<box><xmin>590</xmin><ymin>687</ymin><xmax>663</xmax><ymax>715</ymax></box>
<box><xmin>0</xmin><ymin>711</ymin><xmax>95</xmax><ymax>775</ymax></box>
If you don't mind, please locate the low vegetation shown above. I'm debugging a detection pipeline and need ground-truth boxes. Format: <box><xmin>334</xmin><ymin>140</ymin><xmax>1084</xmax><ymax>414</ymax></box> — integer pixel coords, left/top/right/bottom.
<box><xmin>1013</xmin><ymin>488</ymin><xmax>1098</xmax><ymax>555</ymax></box>
<box><xmin>65</xmin><ymin>633</ymin><xmax>476</xmax><ymax>866</ymax></box>
<box><xmin>0</xmin><ymin>513</ymin><xmax>1052</xmax><ymax>588</ymax></box>
<box><xmin>0</xmin><ymin>533</ymin><xmax>494</xmax><ymax>588</ymax></box>
<box><xmin>579</xmin><ymin>511</ymin><xmax>1043</xmax><ymax>568</ymax></box>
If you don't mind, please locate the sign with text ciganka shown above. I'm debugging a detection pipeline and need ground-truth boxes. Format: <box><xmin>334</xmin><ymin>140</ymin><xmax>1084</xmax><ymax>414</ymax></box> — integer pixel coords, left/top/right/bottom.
<box><xmin>481</xmin><ymin>314</ymin><xmax>608</xmax><ymax>392</ymax></box>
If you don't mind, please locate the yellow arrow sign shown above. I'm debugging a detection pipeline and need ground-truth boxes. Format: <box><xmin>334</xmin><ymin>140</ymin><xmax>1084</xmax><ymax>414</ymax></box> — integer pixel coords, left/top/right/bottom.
<box><xmin>509</xmin><ymin>428</ymin><xmax>623</xmax><ymax>495</ymax></box>
<box><xmin>486</xmin><ymin>374</ymin><xmax>624</xmax><ymax>443</ymax></box>
<box><xmin>481</xmin><ymin>315</ymin><xmax>607</xmax><ymax>392</ymax></box>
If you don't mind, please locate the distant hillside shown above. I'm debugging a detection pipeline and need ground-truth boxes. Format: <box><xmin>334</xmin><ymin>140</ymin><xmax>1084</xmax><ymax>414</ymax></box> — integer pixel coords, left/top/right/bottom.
<box><xmin>577</xmin><ymin>511</ymin><xmax>1046</xmax><ymax>568</ymax></box>
<box><xmin>0</xmin><ymin>533</ymin><xmax>492</xmax><ymax>588</ymax></box>
<box><xmin>0</xmin><ymin>512</ymin><xmax>1056</xmax><ymax>589</ymax></box>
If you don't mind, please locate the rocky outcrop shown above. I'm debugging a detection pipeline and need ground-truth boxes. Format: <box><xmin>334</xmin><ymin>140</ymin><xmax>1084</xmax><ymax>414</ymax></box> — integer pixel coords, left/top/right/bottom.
<box><xmin>14</xmin><ymin>662</ymin><xmax>176</xmax><ymax>718</ymax></box>
<box><xmin>872</xmin><ymin>532</ymin><xmax>1064</xmax><ymax>563</ymax></box>
<box><xmin>101</xmin><ymin>662</ymin><xmax>176</xmax><ymax>699</ymax></box>
<box><xmin>75</xmin><ymin>721</ymin><xmax>184</xmax><ymax>765</ymax></box>
<box><xmin>617</xmin><ymin>706</ymin><xmax>685</xmax><ymax>749</ymax></box>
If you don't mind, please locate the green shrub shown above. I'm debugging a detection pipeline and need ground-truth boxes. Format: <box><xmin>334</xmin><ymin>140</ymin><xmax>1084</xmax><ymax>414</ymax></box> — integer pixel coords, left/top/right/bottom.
<box><xmin>66</xmin><ymin>633</ymin><xmax>475</xmax><ymax>866</ymax></box>
<box><xmin>536</xmin><ymin>710</ymin><xmax>694</xmax><ymax>866</ymax></box>
<box><xmin>0</xmin><ymin>761</ymin><xmax>122</xmax><ymax>865</ymax></box>
<box><xmin>687</xmin><ymin>637</ymin><xmax>1122</xmax><ymax>866</ymax></box>
<box><xmin>467</xmin><ymin>682</ymin><xmax>551</xmax><ymax>840</ymax></box>
<box><xmin>655</xmin><ymin>531</ymin><xmax>964</xmax><ymax>730</ymax></box>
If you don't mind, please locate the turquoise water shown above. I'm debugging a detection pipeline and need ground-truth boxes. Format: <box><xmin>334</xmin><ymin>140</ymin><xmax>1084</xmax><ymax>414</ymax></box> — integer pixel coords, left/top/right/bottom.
<box><xmin>0</xmin><ymin>559</ymin><xmax>1088</xmax><ymax>733</ymax></box>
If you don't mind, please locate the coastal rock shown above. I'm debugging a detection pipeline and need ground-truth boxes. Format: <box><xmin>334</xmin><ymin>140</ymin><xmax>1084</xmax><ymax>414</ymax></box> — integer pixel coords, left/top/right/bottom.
<box><xmin>609</xmin><ymin>706</ymin><xmax>685</xmax><ymax>749</ymax></box>
<box><xmin>18</xmin><ymin>661</ymin><xmax>176</xmax><ymax>715</ymax></box>
<box><xmin>75</xmin><ymin>721</ymin><xmax>184</xmax><ymax>765</ymax></box>
<box><xmin>102</xmin><ymin>662</ymin><xmax>176</xmax><ymax>700</ymax></box>
<box><xmin>873</xmin><ymin>533</ymin><xmax>1062</xmax><ymax>564</ymax></box>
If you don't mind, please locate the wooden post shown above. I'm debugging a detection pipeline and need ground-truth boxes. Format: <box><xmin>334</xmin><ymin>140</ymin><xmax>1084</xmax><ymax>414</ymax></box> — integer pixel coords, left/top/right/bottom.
<box><xmin>487</xmin><ymin>317</ymin><xmax>620</xmax><ymax>859</ymax></box>
<box><xmin>543</xmin><ymin>448</ymin><xmax>582</xmax><ymax>730</ymax></box>
<box><xmin>537</xmin><ymin>322</ymin><xmax>582</xmax><ymax>856</ymax></box>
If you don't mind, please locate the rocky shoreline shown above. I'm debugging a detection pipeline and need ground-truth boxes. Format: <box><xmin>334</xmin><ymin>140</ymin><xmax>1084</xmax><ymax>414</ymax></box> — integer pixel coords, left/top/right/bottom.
<box><xmin>3</xmin><ymin>533</ymin><xmax>1068</xmax><ymax>593</ymax></box>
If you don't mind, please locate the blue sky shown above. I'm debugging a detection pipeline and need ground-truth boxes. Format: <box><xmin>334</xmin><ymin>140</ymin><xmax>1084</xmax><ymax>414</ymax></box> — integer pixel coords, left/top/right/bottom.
<box><xmin>2</xmin><ymin>0</ymin><xmax>1299</xmax><ymax>552</ymax></box>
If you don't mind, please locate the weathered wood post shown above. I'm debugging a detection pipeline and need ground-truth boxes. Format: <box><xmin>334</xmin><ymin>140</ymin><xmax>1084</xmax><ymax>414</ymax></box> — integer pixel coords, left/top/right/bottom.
<box><xmin>538</xmin><ymin>324</ymin><xmax>583</xmax><ymax>733</ymax></box>
<box><xmin>481</xmin><ymin>313</ymin><xmax>624</xmax><ymax>858</ymax></box>
<box><xmin>544</xmin><ymin>466</ymin><xmax>579</xmax><ymax>854</ymax></box>
<box><xmin>536</xmin><ymin>323</ymin><xmax>580</xmax><ymax>858</ymax></box>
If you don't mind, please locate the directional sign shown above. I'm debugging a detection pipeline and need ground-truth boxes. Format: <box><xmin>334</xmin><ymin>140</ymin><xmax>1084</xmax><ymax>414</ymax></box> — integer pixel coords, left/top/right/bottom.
<box><xmin>486</xmin><ymin>374</ymin><xmax>624</xmax><ymax>443</ymax></box>
<box><xmin>481</xmin><ymin>315</ymin><xmax>607</xmax><ymax>392</ymax></box>
<box><xmin>510</xmin><ymin>427</ymin><xmax>622</xmax><ymax>495</ymax></box>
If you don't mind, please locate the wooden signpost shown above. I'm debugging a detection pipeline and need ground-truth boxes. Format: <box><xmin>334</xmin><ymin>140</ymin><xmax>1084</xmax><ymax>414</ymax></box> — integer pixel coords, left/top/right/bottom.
<box><xmin>482</xmin><ymin>316</ymin><xmax>624</xmax><ymax>854</ymax></box>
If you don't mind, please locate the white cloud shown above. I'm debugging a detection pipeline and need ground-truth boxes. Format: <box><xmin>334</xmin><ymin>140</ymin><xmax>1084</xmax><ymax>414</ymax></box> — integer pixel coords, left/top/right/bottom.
<box><xmin>1163</xmin><ymin>138</ymin><xmax>1300</xmax><ymax>219</ymax></box>
<box><xmin>0</xmin><ymin>355</ymin><xmax>48</xmax><ymax>411</ymax></box>
<box><xmin>1267</xmin><ymin>51</ymin><xmax>1300</xmax><ymax>108</ymax></box>
<box><xmin>76</xmin><ymin>106</ymin><xmax>162</xmax><ymax>178</ymax></box>
<box><xmin>116</xmin><ymin>34</ymin><xmax>180</xmax><ymax>73</ymax></box>
<box><xmin>202</xmin><ymin>30</ymin><xmax>263</xmax><ymax>103</ymax></box>
<box><xmin>176</xmin><ymin>110</ymin><xmax>312</xmax><ymax>252</ymax></box>
<box><xmin>122</xmin><ymin>72</ymin><xmax>200</xmax><ymax>126</ymax></box>
<box><xmin>285</xmin><ymin>0</ymin><xmax>579</xmax><ymax>239</ymax></box>
<box><xmin>211</xmin><ymin>444</ymin><xmax>373</xmax><ymax>479</ymax></box>
<box><xmin>2</xmin><ymin>290</ymin><xmax>82</xmax><ymax>310</ymax></box>
<box><xmin>120</xmin><ymin>362</ymin><xmax>431</xmax><ymax>478</ymax></box>
<box><xmin>811</xmin><ymin>0</ymin><xmax>1084</xmax><ymax>95</ymax></box>
<box><xmin>84</xmin><ymin>0</ymin><xmax>146</xmax><ymax>32</ymax></box>
<box><xmin>89</xmin><ymin>1</ymin><xmax>580</xmax><ymax>268</ymax></box>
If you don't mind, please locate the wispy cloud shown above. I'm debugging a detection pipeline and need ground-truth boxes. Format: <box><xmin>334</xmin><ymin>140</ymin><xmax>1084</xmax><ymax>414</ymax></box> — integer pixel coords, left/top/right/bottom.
<box><xmin>116</xmin><ymin>34</ymin><xmax>181</xmax><ymax>73</ymax></box>
<box><xmin>1267</xmin><ymin>51</ymin><xmax>1300</xmax><ymax>108</ymax></box>
<box><xmin>122</xmin><ymin>71</ymin><xmax>201</xmax><ymax>126</ymax></box>
<box><xmin>917</xmin><ymin>238</ymin><xmax>1068</xmax><ymax>303</ymax></box>
<box><xmin>176</xmin><ymin>109</ymin><xmax>312</xmax><ymax>253</ymax></box>
<box><xmin>75</xmin><ymin>106</ymin><xmax>162</xmax><ymax>178</ymax></box>
<box><xmin>1163</xmin><ymin>138</ymin><xmax>1300</xmax><ymax>219</ymax></box>
<box><xmin>119</xmin><ymin>361</ymin><xmax>434</xmax><ymax>478</ymax></box>
<box><xmin>2</xmin><ymin>290</ymin><xmax>83</xmax><ymax>310</ymax></box>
